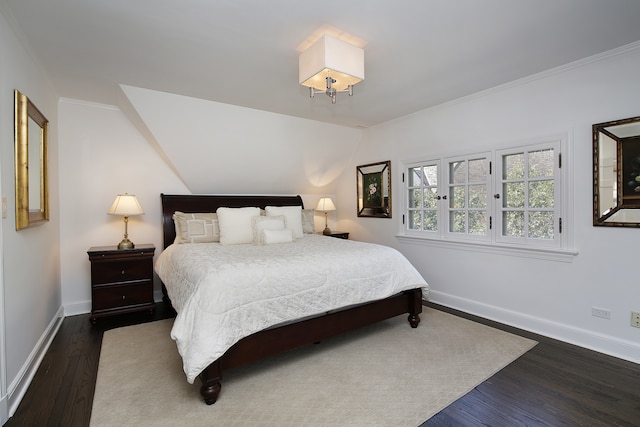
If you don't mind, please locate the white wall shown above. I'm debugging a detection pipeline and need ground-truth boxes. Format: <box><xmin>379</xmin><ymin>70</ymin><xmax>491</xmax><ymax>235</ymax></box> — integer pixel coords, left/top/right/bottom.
<box><xmin>58</xmin><ymin>99</ymin><xmax>190</xmax><ymax>314</ymax></box>
<box><xmin>0</xmin><ymin>7</ymin><xmax>61</xmax><ymax>420</ymax></box>
<box><xmin>336</xmin><ymin>44</ymin><xmax>640</xmax><ymax>362</ymax></box>
<box><xmin>58</xmin><ymin>92</ymin><xmax>361</xmax><ymax>315</ymax></box>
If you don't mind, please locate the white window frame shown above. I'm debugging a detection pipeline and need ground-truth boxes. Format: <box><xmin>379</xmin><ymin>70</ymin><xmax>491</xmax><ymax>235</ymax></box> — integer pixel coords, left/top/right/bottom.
<box><xmin>398</xmin><ymin>134</ymin><xmax>576</xmax><ymax>262</ymax></box>
<box><xmin>495</xmin><ymin>141</ymin><xmax>562</xmax><ymax>248</ymax></box>
<box><xmin>406</xmin><ymin>160</ymin><xmax>440</xmax><ymax>236</ymax></box>
<box><xmin>443</xmin><ymin>152</ymin><xmax>492</xmax><ymax>242</ymax></box>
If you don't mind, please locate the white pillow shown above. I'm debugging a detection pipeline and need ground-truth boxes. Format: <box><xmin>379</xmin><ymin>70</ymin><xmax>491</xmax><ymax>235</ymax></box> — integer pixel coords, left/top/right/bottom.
<box><xmin>265</xmin><ymin>205</ymin><xmax>304</xmax><ymax>239</ymax></box>
<box><xmin>301</xmin><ymin>209</ymin><xmax>315</xmax><ymax>234</ymax></box>
<box><xmin>173</xmin><ymin>211</ymin><xmax>219</xmax><ymax>243</ymax></box>
<box><xmin>252</xmin><ymin>215</ymin><xmax>286</xmax><ymax>245</ymax></box>
<box><xmin>216</xmin><ymin>207</ymin><xmax>261</xmax><ymax>245</ymax></box>
<box><xmin>263</xmin><ymin>228</ymin><xmax>294</xmax><ymax>244</ymax></box>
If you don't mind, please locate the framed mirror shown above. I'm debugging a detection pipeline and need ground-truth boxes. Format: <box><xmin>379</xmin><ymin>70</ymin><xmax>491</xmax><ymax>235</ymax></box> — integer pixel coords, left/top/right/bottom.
<box><xmin>14</xmin><ymin>89</ymin><xmax>49</xmax><ymax>230</ymax></box>
<box><xmin>357</xmin><ymin>160</ymin><xmax>391</xmax><ymax>218</ymax></box>
<box><xmin>593</xmin><ymin>115</ymin><xmax>640</xmax><ymax>227</ymax></box>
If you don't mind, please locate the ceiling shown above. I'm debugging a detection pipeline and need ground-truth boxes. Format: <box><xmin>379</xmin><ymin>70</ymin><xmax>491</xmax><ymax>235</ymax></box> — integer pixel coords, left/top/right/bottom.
<box><xmin>3</xmin><ymin>0</ymin><xmax>640</xmax><ymax>128</ymax></box>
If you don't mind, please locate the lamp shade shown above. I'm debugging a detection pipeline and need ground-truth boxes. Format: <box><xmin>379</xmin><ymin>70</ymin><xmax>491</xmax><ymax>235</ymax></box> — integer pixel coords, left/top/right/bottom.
<box><xmin>316</xmin><ymin>197</ymin><xmax>336</xmax><ymax>212</ymax></box>
<box><xmin>108</xmin><ymin>194</ymin><xmax>144</xmax><ymax>216</ymax></box>
<box><xmin>299</xmin><ymin>34</ymin><xmax>364</xmax><ymax>92</ymax></box>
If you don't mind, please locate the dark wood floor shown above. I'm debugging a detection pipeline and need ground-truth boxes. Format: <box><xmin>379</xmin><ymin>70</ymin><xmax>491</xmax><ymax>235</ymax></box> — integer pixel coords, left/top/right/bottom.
<box><xmin>4</xmin><ymin>302</ymin><xmax>639</xmax><ymax>427</ymax></box>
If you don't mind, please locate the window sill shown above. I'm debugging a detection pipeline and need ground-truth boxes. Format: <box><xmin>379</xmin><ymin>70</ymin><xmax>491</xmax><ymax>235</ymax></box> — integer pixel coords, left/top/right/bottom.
<box><xmin>396</xmin><ymin>234</ymin><xmax>578</xmax><ymax>263</ymax></box>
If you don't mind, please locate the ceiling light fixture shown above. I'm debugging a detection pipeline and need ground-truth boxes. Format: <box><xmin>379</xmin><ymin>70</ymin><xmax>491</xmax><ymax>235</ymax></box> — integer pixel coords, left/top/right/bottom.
<box><xmin>299</xmin><ymin>34</ymin><xmax>364</xmax><ymax>104</ymax></box>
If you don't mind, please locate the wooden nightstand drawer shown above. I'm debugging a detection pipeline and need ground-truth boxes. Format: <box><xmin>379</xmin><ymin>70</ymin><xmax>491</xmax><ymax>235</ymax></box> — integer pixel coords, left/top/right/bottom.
<box><xmin>92</xmin><ymin>282</ymin><xmax>152</xmax><ymax>311</ymax></box>
<box><xmin>91</xmin><ymin>258</ymin><xmax>151</xmax><ymax>285</ymax></box>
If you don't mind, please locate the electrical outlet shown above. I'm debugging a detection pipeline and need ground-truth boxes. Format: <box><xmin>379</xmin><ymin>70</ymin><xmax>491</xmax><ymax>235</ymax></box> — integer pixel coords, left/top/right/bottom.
<box><xmin>631</xmin><ymin>312</ymin><xmax>640</xmax><ymax>328</ymax></box>
<box><xmin>592</xmin><ymin>307</ymin><xmax>611</xmax><ymax>320</ymax></box>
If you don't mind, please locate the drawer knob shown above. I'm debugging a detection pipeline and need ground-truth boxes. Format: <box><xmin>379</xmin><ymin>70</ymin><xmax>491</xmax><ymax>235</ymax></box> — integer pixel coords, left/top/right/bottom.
<box><xmin>121</xmin><ymin>270</ymin><xmax>125</xmax><ymax>275</ymax></box>
<box><xmin>122</xmin><ymin>295</ymin><xmax>126</xmax><ymax>300</ymax></box>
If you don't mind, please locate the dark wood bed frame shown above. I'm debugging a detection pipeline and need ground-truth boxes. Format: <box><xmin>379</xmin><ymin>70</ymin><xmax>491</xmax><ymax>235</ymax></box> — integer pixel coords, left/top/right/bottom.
<box><xmin>160</xmin><ymin>193</ymin><xmax>423</xmax><ymax>404</ymax></box>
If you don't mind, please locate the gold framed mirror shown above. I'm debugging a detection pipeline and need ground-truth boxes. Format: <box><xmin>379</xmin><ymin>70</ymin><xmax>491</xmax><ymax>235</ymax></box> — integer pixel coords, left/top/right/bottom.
<box><xmin>593</xmin><ymin>115</ymin><xmax>640</xmax><ymax>227</ymax></box>
<box><xmin>357</xmin><ymin>160</ymin><xmax>391</xmax><ymax>218</ymax></box>
<box><xmin>15</xmin><ymin>89</ymin><xmax>49</xmax><ymax>230</ymax></box>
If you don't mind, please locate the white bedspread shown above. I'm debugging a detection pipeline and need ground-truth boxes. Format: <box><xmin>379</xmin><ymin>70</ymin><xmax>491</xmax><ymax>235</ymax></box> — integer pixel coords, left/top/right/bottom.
<box><xmin>154</xmin><ymin>234</ymin><xmax>429</xmax><ymax>383</ymax></box>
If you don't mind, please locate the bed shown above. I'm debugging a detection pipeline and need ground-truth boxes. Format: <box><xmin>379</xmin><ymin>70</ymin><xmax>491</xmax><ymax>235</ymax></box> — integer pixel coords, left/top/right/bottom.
<box><xmin>156</xmin><ymin>193</ymin><xmax>428</xmax><ymax>404</ymax></box>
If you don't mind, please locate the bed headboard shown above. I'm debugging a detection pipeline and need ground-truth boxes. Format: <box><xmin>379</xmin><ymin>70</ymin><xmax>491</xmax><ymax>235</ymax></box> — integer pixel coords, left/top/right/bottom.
<box><xmin>160</xmin><ymin>194</ymin><xmax>304</xmax><ymax>249</ymax></box>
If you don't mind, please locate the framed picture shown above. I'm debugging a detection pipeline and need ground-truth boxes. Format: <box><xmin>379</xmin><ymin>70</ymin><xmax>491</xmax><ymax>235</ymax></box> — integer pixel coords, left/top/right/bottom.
<box><xmin>357</xmin><ymin>160</ymin><xmax>391</xmax><ymax>218</ymax></box>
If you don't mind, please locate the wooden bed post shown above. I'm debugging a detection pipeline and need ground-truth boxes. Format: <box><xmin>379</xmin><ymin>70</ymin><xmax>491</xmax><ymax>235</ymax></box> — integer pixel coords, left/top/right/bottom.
<box><xmin>199</xmin><ymin>361</ymin><xmax>223</xmax><ymax>405</ymax></box>
<box><xmin>408</xmin><ymin>288</ymin><xmax>422</xmax><ymax>328</ymax></box>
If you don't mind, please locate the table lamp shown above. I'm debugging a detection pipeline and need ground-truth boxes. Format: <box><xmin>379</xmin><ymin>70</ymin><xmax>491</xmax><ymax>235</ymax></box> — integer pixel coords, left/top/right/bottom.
<box><xmin>108</xmin><ymin>193</ymin><xmax>144</xmax><ymax>249</ymax></box>
<box><xmin>316</xmin><ymin>197</ymin><xmax>336</xmax><ymax>235</ymax></box>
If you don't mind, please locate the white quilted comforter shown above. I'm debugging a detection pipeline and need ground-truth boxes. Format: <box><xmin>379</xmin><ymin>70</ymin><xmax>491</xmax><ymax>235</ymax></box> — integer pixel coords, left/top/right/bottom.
<box><xmin>154</xmin><ymin>234</ymin><xmax>429</xmax><ymax>383</ymax></box>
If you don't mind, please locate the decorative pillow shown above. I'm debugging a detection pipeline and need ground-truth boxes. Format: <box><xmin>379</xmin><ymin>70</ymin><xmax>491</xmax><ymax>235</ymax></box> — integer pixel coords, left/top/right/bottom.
<box><xmin>216</xmin><ymin>207</ymin><xmax>261</xmax><ymax>245</ymax></box>
<box><xmin>252</xmin><ymin>215</ymin><xmax>286</xmax><ymax>245</ymax></box>
<box><xmin>263</xmin><ymin>228</ymin><xmax>294</xmax><ymax>244</ymax></box>
<box><xmin>301</xmin><ymin>209</ymin><xmax>315</xmax><ymax>234</ymax></box>
<box><xmin>265</xmin><ymin>205</ymin><xmax>304</xmax><ymax>239</ymax></box>
<box><xmin>173</xmin><ymin>211</ymin><xmax>219</xmax><ymax>243</ymax></box>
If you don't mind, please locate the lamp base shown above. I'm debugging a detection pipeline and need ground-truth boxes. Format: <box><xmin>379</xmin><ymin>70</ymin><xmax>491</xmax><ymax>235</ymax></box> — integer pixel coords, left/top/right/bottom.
<box><xmin>117</xmin><ymin>238</ymin><xmax>135</xmax><ymax>250</ymax></box>
<box><xmin>322</xmin><ymin>227</ymin><xmax>332</xmax><ymax>235</ymax></box>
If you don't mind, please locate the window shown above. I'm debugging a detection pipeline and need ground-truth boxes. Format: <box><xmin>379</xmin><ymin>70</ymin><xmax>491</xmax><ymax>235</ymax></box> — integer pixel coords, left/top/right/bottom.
<box><xmin>496</xmin><ymin>144</ymin><xmax>560</xmax><ymax>247</ymax></box>
<box><xmin>444</xmin><ymin>153</ymin><xmax>490</xmax><ymax>240</ymax></box>
<box><xmin>402</xmin><ymin>139</ymin><xmax>568</xmax><ymax>252</ymax></box>
<box><xmin>407</xmin><ymin>162</ymin><xmax>439</xmax><ymax>233</ymax></box>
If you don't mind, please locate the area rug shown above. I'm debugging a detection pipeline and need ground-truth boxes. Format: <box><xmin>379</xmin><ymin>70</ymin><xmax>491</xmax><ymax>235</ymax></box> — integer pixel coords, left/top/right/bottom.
<box><xmin>90</xmin><ymin>308</ymin><xmax>536</xmax><ymax>427</ymax></box>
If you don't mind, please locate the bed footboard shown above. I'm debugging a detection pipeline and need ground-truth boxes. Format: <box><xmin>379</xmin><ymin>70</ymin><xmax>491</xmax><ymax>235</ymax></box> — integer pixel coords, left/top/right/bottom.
<box><xmin>198</xmin><ymin>288</ymin><xmax>423</xmax><ymax>404</ymax></box>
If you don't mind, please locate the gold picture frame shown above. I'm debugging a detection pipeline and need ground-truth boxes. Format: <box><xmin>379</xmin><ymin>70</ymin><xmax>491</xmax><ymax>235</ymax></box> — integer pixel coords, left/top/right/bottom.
<box><xmin>357</xmin><ymin>160</ymin><xmax>391</xmax><ymax>218</ymax></box>
<box><xmin>15</xmin><ymin>89</ymin><xmax>49</xmax><ymax>230</ymax></box>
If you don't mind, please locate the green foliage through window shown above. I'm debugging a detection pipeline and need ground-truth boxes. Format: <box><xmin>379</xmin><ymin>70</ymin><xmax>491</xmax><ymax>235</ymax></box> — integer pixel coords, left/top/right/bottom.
<box><xmin>404</xmin><ymin>141</ymin><xmax>561</xmax><ymax>248</ymax></box>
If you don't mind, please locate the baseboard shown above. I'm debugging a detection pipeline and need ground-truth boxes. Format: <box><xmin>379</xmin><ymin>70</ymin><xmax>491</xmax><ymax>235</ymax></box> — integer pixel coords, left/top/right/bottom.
<box><xmin>7</xmin><ymin>306</ymin><xmax>65</xmax><ymax>417</ymax></box>
<box><xmin>429</xmin><ymin>290</ymin><xmax>640</xmax><ymax>364</ymax></box>
<box><xmin>64</xmin><ymin>300</ymin><xmax>91</xmax><ymax>316</ymax></box>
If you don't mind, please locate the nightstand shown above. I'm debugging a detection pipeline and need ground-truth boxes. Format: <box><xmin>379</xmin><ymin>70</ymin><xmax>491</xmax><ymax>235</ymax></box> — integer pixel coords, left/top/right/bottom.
<box><xmin>326</xmin><ymin>231</ymin><xmax>349</xmax><ymax>239</ymax></box>
<box><xmin>87</xmin><ymin>244</ymin><xmax>155</xmax><ymax>323</ymax></box>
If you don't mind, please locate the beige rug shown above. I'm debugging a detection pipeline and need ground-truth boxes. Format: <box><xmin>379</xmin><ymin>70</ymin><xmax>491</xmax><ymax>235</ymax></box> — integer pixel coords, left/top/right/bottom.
<box><xmin>91</xmin><ymin>309</ymin><xmax>536</xmax><ymax>427</ymax></box>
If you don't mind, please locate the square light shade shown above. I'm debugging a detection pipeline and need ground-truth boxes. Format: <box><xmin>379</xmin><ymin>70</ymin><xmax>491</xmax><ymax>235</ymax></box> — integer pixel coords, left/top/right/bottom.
<box><xmin>108</xmin><ymin>193</ymin><xmax>144</xmax><ymax>216</ymax></box>
<box><xmin>316</xmin><ymin>197</ymin><xmax>336</xmax><ymax>212</ymax></box>
<box><xmin>299</xmin><ymin>34</ymin><xmax>364</xmax><ymax>92</ymax></box>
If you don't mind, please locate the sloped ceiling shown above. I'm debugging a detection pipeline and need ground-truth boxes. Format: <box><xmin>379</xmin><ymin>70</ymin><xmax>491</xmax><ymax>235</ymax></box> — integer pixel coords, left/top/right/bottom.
<box><xmin>3</xmin><ymin>0</ymin><xmax>640</xmax><ymax>128</ymax></box>
<box><xmin>120</xmin><ymin>85</ymin><xmax>363</xmax><ymax>195</ymax></box>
